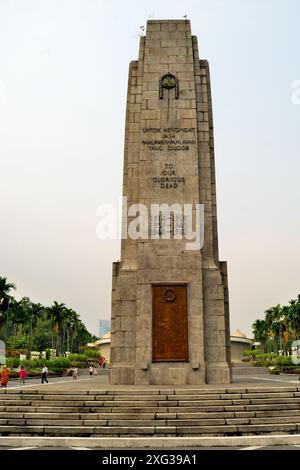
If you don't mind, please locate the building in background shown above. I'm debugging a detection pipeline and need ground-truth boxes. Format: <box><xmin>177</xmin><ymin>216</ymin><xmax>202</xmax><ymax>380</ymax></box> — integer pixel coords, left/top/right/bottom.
<box><xmin>97</xmin><ymin>332</ymin><xmax>111</xmax><ymax>363</ymax></box>
<box><xmin>230</xmin><ymin>329</ymin><xmax>253</xmax><ymax>362</ymax></box>
<box><xmin>88</xmin><ymin>332</ymin><xmax>111</xmax><ymax>364</ymax></box>
<box><xmin>87</xmin><ymin>320</ymin><xmax>111</xmax><ymax>364</ymax></box>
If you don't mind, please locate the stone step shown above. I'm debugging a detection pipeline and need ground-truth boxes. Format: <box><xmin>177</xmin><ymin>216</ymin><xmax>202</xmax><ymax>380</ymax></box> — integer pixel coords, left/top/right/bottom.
<box><xmin>244</xmin><ymin>403</ymin><xmax>300</xmax><ymax>411</ymax></box>
<box><xmin>176</xmin><ymin>416</ymin><xmax>300</xmax><ymax>426</ymax></box>
<box><xmin>2</xmin><ymin>385</ymin><xmax>300</xmax><ymax>393</ymax></box>
<box><xmin>0</xmin><ymin>426</ymin><xmax>158</xmax><ymax>436</ymax></box>
<box><xmin>3</xmin><ymin>393</ymin><xmax>300</xmax><ymax>403</ymax></box>
<box><xmin>1</xmin><ymin>386</ymin><xmax>300</xmax><ymax>396</ymax></box>
<box><xmin>235</xmin><ymin>423</ymin><xmax>300</xmax><ymax>433</ymax></box>
<box><xmin>3</xmin><ymin>398</ymin><xmax>300</xmax><ymax>407</ymax></box>
<box><xmin>176</xmin><ymin>423</ymin><xmax>299</xmax><ymax>435</ymax></box>
<box><xmin>0</xmin><ymin>406</ymin><xmax>89</xmax><ymax>413</ymax></box>
<box><xmin>0</xmin><ymin>426</ymin><xmax>95</xmax><ymax>436</ymax></box>
<box><xmin>233</xmin><ymin>366</ymin><xmax>269</xmax><ymax>375</ymax></box>
<box><xmin>0</xmin><ymin>421</ymin><xmax>300</xmax><ymax>437</ymax></box>
<box><xmin>2</xmin><ymin>403</ymin><xmax>300</xmax><ymax>414</ymax></box>
<box><xmin>249</xmin><ymin>416</ymin><xmax>300</xmax><ymax>425</ymax></box>
<box><xmin>0</xmin><ymin>412</ymin><xmax>83</xmax><ymax>419</ymax></box>
<box><xmin>2</xmin><ymin>390</ymin><xmax>300</xmax><ymax>399</ymax></box>
<box><xmin>1</xmin><ymin>409</ymin><xmax>300</xmax><ymax>421</ymax></box>
<box><xmin>0</xmin><ymin>402</ymin><xmax>300</xmax><ymax>415</ymax></box>
<box><xmin>255</xmin><ymin>409</ymin><xmax>300</xmax><ymax>417</ymax></box>
<box><xmin>1</xmin><ymin>434</ymin><xmax>300</xmax><ymax>447</ymax></box>
<box><xmin>0</xmin><ymin>424</ymin><xmax>232</xmax><ymax>436</ymax></box>
<box><xmin>241</xmin><ymin>392</ymin><xmax>300</xmax><ymax>399</ymax></box>
<box><xmin>2</xmin><ymin>415</ymin><xmax>300</xmax><ymax>428</ymax></box>
<box><xmin>231</xmin><ymin>362</ymin><xmax>253</xmax><ymax>367</ymax></box>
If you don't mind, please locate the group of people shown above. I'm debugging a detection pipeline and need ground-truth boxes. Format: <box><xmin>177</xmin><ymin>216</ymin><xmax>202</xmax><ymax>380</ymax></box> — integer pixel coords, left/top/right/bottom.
<box><xmin>0</xmin><ymin>357</ymin><xmax>107</xmax><ymax>388</ymax></box>
<box><xmin>0</xmin><ymin>364</ymin><xmax>48</xmax><ymax>387</ymax></box>
<box><xmin>1</xmin><ymin>364</ymin><xmax>26</xmax><ymax>387</ymax></box>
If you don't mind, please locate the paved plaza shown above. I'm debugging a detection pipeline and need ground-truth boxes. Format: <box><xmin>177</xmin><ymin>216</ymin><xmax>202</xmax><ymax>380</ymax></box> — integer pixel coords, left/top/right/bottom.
<box><xmin>4</xmin><ymin>368</ymin><xmax>300</xmax><ymax>391</ymax></box>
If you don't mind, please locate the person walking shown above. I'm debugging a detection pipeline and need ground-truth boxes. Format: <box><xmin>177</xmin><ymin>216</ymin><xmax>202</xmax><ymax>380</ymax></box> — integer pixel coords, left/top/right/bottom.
<box><xmin>89</xmin><ymin>366</ymin><xmax>93</xmax><ymax>376</ymax></box>
<box><xmin>0</xmin><ymin>365</ymin><xmax>9</xmax><ymax>388</ymax></box>
<box><xmin>72</xmin><ymin>367</ymin><xmax>78</xmax><ymax>381</ymax></box>
<box><xmin>41</xmin><ymin>365</ymin><xmax>48</xmax><ymax>384</ymax></box>
<box><xmin>19</xmin><ymin>365</ymin><xmax>27</xmax><ymax>386</ymax></box>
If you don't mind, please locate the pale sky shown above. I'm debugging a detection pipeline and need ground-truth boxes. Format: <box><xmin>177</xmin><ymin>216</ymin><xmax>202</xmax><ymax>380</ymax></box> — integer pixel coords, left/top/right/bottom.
<box><xmin>0</xmin><ymin>0</ymin><xmax>299</xmax><ymax>337</ymax></box>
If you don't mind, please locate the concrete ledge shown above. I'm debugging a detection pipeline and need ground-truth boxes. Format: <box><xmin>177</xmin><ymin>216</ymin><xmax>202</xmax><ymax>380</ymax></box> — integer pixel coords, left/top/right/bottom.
<box><xmin>1</xmin><ymin>434</ymin><xmax>300</xmax><ymax>448</ymax></box>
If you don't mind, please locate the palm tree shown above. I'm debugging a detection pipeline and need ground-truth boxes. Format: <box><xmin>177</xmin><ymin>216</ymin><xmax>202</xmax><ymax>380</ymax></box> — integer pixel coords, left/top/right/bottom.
<box><xmin>47</xmin><ymin>302</ymin><xmax>66</xmax><ymax>355</ymax></box>
<box><xmin>63</xmin><ymin>308</ymin><xmax>79</xmax><ymax>353</ymax></box>
<box><xmin>9</xmin><ymin>298</ymin><xmax>29</xmax><ymax>349</ymax></box>
<box><xmin>0</xmin><ymin>277</ymin><xmax>16</xmax><ymax>332</ymax></box>
<box><xmin>0</xmin><ymin>277</ymin><xmax>16</xmax><ymax>300</ymax></box>
<box><xmin>76</xmin><ymin>320</ymin><xmax>96</xmax><ymax>352</ymax></box>
<box><xmin>252</xmin><ymin>319</ymin><xmax>268</xmax><ymax>352</ymax></box>
<box><xmin>68</xmin><ymin>315</ymin><xmax>83</xmax><ymax>353</ymax></box>
<box><xmin>287</xmin><ymin>296</ymin><xmax>300</xmax><ymax>341</ymax></box>
<box><xmin>270</xmin><ymin>305</ymin><xmax>284</xmax><ymax>352</ymax></box>
<box><xmin>25</xmin><ymin>302</ymin><xmax>44</xmax><ymax>358</ymax></box>
<box><xmin>252</xmin><ymin>296</ymin><xmax>300</xmax><ymax>355</ymax></box>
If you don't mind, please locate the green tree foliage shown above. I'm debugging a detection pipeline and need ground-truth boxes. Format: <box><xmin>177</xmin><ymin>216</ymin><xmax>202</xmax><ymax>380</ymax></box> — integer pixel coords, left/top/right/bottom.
<box><xmin>252</xmin><ymin>295</ymin><xmax>300</xmax><ymax>353</ymax></box>
<box><xmin>0</xmin><ymin>277</ymin><xmax>16</xmax><ymax>333</ymax></box>
<box><xmin>0</xmin><ymin>276</ymin><xmax>97</xmax><ymax>357</ymax></box>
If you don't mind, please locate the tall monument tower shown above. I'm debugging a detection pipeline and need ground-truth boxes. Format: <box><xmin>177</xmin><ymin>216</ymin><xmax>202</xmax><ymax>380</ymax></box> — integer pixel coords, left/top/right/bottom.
<box><xmin>110</xmin><ymin>20</ymin><xmax>231</xmax><ymax>385</ymax></box>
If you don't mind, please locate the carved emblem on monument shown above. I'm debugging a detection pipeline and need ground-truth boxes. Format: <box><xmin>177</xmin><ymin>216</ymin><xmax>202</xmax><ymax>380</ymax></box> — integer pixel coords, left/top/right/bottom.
<box><xmin>163</xmin><ymin>288</ymin><xmax>176</xmax><ymax>302</ymax></box>
<box><xmin>159</xmin><ymin>73</ymin><xmax>179</xmax><ymax>99</ymax></box>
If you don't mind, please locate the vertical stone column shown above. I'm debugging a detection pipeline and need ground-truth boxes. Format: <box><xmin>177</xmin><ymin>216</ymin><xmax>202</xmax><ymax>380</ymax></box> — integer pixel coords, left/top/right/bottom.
<box><xmin>194</xmin><ymin>45</ymin><xmax>231</xmax><ymax>384</ymax></box>
<box><xmin>133</xmin><ymin>20</ymin><xmax>206</xmax><ymax>385</ymax></box>
<box><xmin>110</xmin><ymin>41</ymin><xmax>145</xmax><ymax>385</ymax></box>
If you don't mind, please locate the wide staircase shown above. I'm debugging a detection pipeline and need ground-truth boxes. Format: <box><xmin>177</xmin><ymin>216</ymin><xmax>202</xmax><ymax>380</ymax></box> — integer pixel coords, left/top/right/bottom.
<box><xmin>1</xmin><ymin>386</ymin><xmax>300</xmax><ymax>437</ymax></box>
<box><xmin>231</xmin><ymin>363</ymin><xmax>270</xmax><ymax>375</ymax></box>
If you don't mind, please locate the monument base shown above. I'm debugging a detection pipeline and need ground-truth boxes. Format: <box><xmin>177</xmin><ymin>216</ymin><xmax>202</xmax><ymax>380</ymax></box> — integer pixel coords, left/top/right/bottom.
<box><xmin>109</xmin><ymin>362</ymin><xmax>230</xmax><ymax>385</ymax></box>
<box><xmin>205</xmin><ymin>362</ymin><xmax>231</xmax><ymax>384</ymax></box>
<box><xmin>109</xmin><ymin>365</ymin><xmax>135</xmax><ymax>385</ymax></box>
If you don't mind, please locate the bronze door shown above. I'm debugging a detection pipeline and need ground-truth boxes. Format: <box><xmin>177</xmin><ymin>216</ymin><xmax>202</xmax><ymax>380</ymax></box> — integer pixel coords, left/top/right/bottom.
<box><xmin>152</xmin><ymin>284</ymin><xmax>188</xmax><ymax>362</ymax></box>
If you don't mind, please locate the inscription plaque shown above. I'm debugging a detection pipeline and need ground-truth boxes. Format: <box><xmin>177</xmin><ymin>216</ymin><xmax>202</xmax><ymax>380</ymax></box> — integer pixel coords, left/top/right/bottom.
<box><xmin>152</xmin><ymin>284</ymin><xmax>188</xmax><ymax>362</ymax></box>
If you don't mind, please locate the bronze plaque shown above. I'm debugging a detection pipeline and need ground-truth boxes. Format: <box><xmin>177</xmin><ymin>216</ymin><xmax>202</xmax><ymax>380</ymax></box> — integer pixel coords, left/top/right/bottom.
<box><xmin>152</xmin><ymin>284</ymin><xmax>188</xmax><ymax>362</ymax></box>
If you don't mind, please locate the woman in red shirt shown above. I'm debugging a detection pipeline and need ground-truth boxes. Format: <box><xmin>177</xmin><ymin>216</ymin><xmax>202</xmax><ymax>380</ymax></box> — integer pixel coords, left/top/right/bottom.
<box><xmin>19</xmin><ymin>365</ymin><xmax>27</xmax><ymax>386</ymax></box>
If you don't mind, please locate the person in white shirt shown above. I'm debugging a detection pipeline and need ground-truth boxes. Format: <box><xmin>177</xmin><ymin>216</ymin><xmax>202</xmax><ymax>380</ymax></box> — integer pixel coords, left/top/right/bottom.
<box><xmin>41</xmin><ymin>365</ymin><xmax>48</xmax><ymax>384</ymax></box>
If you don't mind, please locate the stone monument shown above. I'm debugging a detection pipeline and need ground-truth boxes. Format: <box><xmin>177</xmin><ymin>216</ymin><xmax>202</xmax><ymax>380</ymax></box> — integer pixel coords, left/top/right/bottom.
<box><xmin>110</xmin><ymin>19</ymin><xmax>231</xmax><ymax>384</ymax></box>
